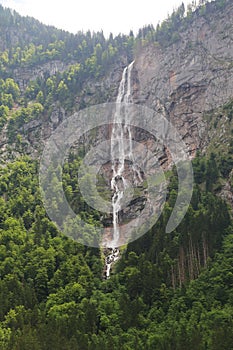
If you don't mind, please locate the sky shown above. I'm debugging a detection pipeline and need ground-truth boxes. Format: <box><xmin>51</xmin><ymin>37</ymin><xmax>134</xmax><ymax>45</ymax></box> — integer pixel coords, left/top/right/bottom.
<box><xmin>0</xmin><ymin>0</ymin><xmax>192</xmax><ymax>37</ymax></box>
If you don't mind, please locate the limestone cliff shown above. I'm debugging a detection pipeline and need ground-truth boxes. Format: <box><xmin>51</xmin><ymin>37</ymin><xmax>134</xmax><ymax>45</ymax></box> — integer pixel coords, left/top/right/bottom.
<box><xmin>9</xmin><ymin>2</ymin><xmax>233</xmax><ymax>158</ymax></box>
<box><xmin>0</xmin><ymin>1</ymin><xmax>232</xmax><ymax>199</ymax></box>
<box><xmin>133</xmin><ymin>0</ymin><xmax>233</xmax><ymax>156</ymax></box>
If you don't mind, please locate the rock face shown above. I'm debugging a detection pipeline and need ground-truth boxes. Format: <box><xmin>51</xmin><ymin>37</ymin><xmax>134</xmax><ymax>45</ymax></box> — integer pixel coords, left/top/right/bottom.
<box><xmin>12</xmin><ymin>60</ymin><xmax>74</xmax><ymax>90</ymax></box>
<box><xmin>50</xmin><ymin>1</ymin><xmax>233</xmax><ymax>166</ymax></box>
<box><xmin>133</xmin><ymin>1</ymin><xmax>233</xmax><ymax>155</ymax></box>
<box><xmin>1</xmin><ymin>3</ymin><xmax>233</xmax><ymax>160</ymax></box>
<box><xmin>99</xmin><ymin>1</ymin><xmax>233</xmax><ymax>239</ymax></box>
<box><xmin>1</xmin><ymin>1</ymin><xmax>233</xmax><ymax>213</ymax></box>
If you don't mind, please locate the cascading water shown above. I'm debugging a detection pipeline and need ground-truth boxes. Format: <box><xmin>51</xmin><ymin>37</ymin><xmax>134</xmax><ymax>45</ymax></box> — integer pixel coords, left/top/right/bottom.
<box><xmin>105</xmin><ymin>61</ymin><xmax>143</xmax><ymax>278</ymax></box>
<box><xmin>111</xmin><ymin>61</ymin><xmax>135</xmax><ymax>248</ymax></box>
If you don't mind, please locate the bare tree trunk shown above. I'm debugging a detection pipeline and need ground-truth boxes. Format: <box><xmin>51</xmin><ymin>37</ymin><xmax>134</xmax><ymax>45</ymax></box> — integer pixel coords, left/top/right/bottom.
<box><xmin>189</xmin><ymin>237</ymin><xmax>194</xmax><ymax>280</ymax></box>
<box><xmin>202</xmin><ymin>233</ymin><xmax>208</xmax><ymax>267</ymax></box>
<box><xmin>171</xmin><ymin>265</ymin><xmax>176</xmax><ymax>290</ymax></box>
<box><xmin>177</xmin><ymin>258</ymin><xmax>182</xmax><ymax>288</ymax></box>
<box><xmin>179</xmin><ymin>246</ymin><xmax>185</xmax><ymax>285</ymax></box>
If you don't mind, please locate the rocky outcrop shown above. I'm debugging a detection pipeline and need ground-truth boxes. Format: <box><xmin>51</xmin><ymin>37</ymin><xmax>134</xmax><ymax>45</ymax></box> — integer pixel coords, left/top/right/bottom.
<box><xmin>12</xmin><ymin>60</ymin><xmax>74</xmax><ymax>90</ymax></box>
<box><xmin>134</xmin><ymin>0</ymin><xmax>233</xmax><ymax>155</ymax></box>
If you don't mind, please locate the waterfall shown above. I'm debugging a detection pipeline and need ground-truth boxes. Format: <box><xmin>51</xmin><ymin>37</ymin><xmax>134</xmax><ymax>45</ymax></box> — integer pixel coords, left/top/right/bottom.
<box><xmin>105</xmin><ymin>61</ymin><xmax>137</xmax><ymax>278</ymax></box>
<box><xmin>110</xmin><ymin>60</ymin><xmax>135</xmax><ymax>248</ymax></box>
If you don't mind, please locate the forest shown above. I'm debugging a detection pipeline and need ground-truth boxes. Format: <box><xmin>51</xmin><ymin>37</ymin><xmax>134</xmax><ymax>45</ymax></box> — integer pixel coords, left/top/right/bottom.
<box><xmin>0</xmin><ymin>0</ymin><xmax>233</xmax><ymax>349</ymax></box>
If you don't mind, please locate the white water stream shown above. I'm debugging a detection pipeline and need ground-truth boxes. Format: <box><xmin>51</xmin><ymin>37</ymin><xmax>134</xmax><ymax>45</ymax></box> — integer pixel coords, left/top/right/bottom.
<box><xmin>105</xmin><ymin>61</ymin><xmax>143</xmax><ymax>278</ymax></box>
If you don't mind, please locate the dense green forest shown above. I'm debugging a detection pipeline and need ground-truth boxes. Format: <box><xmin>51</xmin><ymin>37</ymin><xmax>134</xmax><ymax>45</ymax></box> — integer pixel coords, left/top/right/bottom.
<box><xmin>0</xmin><ymin>0</ymin><xmax>233</xmax><ymax>349</ymax></box>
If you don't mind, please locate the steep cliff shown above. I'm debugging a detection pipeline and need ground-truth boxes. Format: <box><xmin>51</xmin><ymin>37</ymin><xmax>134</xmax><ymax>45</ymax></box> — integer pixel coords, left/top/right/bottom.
<box><xmin>1</xmin><ymin>2</ymin><xmax>232</xmax><ymax>158</ymax></box>
<box><xmin>134</xmin><ymin>0</ymin><xmax>233</xmax><ymax>153</ymax></box>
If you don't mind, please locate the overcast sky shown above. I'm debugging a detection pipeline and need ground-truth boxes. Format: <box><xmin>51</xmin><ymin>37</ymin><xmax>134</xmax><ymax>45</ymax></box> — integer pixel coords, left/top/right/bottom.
<box><xmin>1</xmin><ymin>0</ymin><xmax>192</xmax><ymax>37</ymax></box>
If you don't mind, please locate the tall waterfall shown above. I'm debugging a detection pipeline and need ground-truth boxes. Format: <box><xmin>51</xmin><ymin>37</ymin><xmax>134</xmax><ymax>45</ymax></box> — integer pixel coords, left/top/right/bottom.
<box><xmin>110</xmin><ymin>60</ymin><xmax>135</xmax><ymax>248</ymax></box>
<box><xmin>104</xmin><ymin>61</ymin><xmax>137</xmax><ymax>278</ymax></box>
<box><xmin>105</xmin><ymin>61</ymin><xmax>146</xmax><ymax>278</ymax></box>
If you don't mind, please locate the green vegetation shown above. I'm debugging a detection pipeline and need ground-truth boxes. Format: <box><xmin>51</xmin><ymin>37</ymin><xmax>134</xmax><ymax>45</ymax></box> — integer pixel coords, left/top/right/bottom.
<box><xmin>0</xmin><ymin>1</ymin><xmax>232</xmax><ymax>349</ymax></box>
<box><xmin>0</xmin><ymin>143</ymin><xmax>231</xmax><ymax>349</ymax></box>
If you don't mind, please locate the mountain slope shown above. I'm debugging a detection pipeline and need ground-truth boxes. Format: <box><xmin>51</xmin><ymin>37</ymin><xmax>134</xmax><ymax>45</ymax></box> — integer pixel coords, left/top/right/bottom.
<box><xmin>0</xmin><ymin>1</ymin><xmax>232</xmax><ymax>349</ymax></box>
